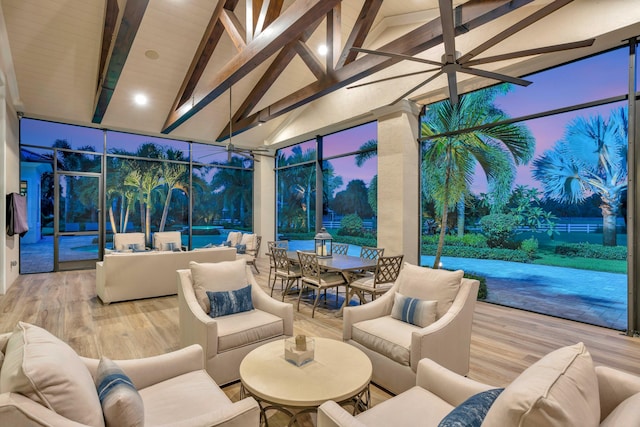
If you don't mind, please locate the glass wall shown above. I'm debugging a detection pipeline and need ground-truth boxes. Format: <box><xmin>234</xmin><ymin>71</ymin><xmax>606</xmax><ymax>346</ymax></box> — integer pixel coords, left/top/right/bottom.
<box><xmin>275</xmin><ymin>122</ymin><xmax>378</xmax><ymax>253</ymax></box>
<box><xmin>420</xmin><ymin>45</ymin><xmax>630</xmax><ymax>330</ymax></box>
<box><xmin>19</xmin><ymin>119</ymin><xmax>253</xmax><ymax>273</ymax></box>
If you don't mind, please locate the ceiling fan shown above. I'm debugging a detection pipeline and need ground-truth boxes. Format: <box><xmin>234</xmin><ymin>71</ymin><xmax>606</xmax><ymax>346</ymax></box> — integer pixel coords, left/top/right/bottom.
<box><xmin>206</xmin><ymin>86</ymin><xmax>274</xmax><ymax>163</ymax></box>
<box><xmin>348</xmin><ymin>0</ymin><xmax>595</xmax><ymax>106</ymax></box>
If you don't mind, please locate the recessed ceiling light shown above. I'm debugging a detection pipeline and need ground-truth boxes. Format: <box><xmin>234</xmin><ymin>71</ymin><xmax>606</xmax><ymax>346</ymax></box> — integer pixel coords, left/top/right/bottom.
<box><xmin>134</xmin><ymin>94</ymin><xmax>148</xmax><ymax>106</ymax></box>
<box><xmin>145</xmin><ymin>49</ymin><xmax>160</xmax><ymax>60</ymax></box>
<box><xmin>318</xmin><ymin>44</ymin><xmax>328</xmax><ymax>56</ymax></box>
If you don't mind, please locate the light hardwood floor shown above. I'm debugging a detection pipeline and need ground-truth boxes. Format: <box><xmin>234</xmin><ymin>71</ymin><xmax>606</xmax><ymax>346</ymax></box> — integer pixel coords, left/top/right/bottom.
<box><xmin>2</xmin><ymin>256</ymin><xmax>640</xmax><ymax>425</ymax></box>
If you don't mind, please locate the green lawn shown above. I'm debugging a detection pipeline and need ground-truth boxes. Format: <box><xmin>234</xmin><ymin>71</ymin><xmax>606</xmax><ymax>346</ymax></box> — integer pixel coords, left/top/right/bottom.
<box><xmin>532</xmin><ymin>251</ymin><xmax>627</xmax><ymax>274</ymax></box>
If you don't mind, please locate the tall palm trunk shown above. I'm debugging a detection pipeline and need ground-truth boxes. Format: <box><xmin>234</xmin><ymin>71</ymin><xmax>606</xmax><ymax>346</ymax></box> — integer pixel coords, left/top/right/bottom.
<box><xmin>457</xmin><ymin>199</ymin><xmax>465</xmax><ymax>237</ymax></box>
<box><xmin>159</xmin><ymin>187</ymin><xmax>173</xmax><ymax>232</ymax></box>
<box><xmin>601</xmin><ymin>201</ymin><xmax>618</xmax><ymax>247</ymax></box>
<box><xmin>433</xmin><ymin>152</ymin><xmax>453</xmax><ymax>269</ymax></box>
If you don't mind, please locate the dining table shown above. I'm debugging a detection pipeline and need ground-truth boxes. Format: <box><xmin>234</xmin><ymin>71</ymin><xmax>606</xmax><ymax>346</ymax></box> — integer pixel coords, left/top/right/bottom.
<box><xmin>285</xmin><ymin>251</ymin><xmax>379</xmax><ymax>315</ymax></box>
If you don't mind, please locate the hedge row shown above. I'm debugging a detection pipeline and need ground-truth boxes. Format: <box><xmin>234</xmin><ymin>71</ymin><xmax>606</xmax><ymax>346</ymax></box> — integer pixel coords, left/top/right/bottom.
<box><xmin>421</xmin><ymin>244</ymin><xmax>532</xmax><ymax>263</ymax></box>
<box><xmin>421</xmin><ymin>234</ymin><xmax>488</xmax><ymax>248</ymax></box>
<box><xmin>555</xmin><ymin>242</ymin><xmax>627</xmax><ymax>260</ymax></box>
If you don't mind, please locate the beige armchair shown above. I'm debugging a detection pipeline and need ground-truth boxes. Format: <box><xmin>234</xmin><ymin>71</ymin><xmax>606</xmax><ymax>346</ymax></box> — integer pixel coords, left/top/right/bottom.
<box><xmin>0</xmin><ymin>323</ymin><xmax>260</xmax><ymax>427</ymax></box>
<box><xmin>152</xmin><ymin>231</ymin><xmax>185</xmax><ymax>251</ymax></box>
<box><xmin>178</xmin><ymin>258</ymin><xmax>294</xmax><ymax>385</ymax></box>
<box><xmin>112</xmin><ymin>232</ymin><xmax>146</xmax><ymax>251</ymax></box>
<box><xmin>319</xmin><ymin>343</ymin><xmax>640</xmax><ymax>427</ymax></box>
<box><xmin>343</xmin><ymin>263</ymin><xmax>479</xmax><ymax>395</ymax></box>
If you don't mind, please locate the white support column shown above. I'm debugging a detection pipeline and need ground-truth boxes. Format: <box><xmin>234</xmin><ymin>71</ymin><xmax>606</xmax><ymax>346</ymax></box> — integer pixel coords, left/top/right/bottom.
<box><xmin>253</xmin><ymin>153</ymin><xmax>276</xmax><ymax>246</ymax></box>
<box><xmin>374</xmin><ymin>101</ymin><xmax>421</xmax><ymax>264</ymax></box>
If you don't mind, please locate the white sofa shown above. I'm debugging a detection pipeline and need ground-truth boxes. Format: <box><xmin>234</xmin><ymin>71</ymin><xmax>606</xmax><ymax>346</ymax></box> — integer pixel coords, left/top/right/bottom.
<box><xmin>96</xmin><ymin>247</ymin><xmax>236</xmax><ymax>304</ymax></box>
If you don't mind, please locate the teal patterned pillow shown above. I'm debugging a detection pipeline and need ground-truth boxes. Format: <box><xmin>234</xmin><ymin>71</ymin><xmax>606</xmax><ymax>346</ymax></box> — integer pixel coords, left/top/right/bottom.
<box><xmin>391</xmin><ymin>293</ymin><xmax>437</xmax><ymax>327</ymax></box>
<box><xmin>96</xmin><ymin>357</ymin><xmax>144</xmax><ymax>427</ymax></box>
<box><xmin>438</xmin><ymin>388</ymin><xmax>504</xmax><ymax>427</ymax></box>
<box><xmin>207</xmin><ymin>285</ymin><xmax>254</xmax><ymax>318</ymax></box>
<box><xmin>236</xmin><ymin>243</ymin><xmax>247</xmax><ymax>254</ymax></box>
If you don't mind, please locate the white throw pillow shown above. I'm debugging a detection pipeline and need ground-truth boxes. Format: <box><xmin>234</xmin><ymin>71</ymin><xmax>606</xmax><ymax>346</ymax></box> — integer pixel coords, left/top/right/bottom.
<box><xmin>226</xmin><ymin>231</ymin><xmax>243</xmax><ymax>247</ymax></box>
<box><xmin>190</xmin><ymin>258</ymin><xmax>248</xmax><ymax>292</ymax></box>
<box><xmin>483</xmin><ymin>342</ymin><xmax>600</xmax><ymax>427</ymax></box>
<box><xmin>397</xmin><ymin>263</ymin><xmax>463</xmax><ymax>318</ymax></box>
<box><xmin>0</xmin><ymin>322</ymin><xmax>105</xmax><ymax>427</ymax></box>
<box><xmin>239</xmin><ymin>233</ymin><xmax>256</xmax><ymax>251</ymax></box>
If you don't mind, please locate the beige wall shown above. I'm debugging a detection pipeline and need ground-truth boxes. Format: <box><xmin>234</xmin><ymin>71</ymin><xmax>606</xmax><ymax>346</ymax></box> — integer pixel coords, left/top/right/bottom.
<box><xmin>1</xmin><ymin>72</ymin><xmax>20</xmax><ymax>294</ymax></box>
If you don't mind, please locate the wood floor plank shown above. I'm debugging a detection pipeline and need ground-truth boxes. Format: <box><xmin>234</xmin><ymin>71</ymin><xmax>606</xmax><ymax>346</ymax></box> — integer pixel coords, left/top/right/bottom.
<box><xmin>1</xmin><ymin>256</ymin><xmax>640</xmax><ymax>425</ymax></box>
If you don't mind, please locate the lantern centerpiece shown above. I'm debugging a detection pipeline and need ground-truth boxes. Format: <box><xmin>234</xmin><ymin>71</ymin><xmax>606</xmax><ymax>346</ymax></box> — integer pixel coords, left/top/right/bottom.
<box><xmin>314</xmin><ymin>227</ymin><xmax>333</xmax><ymax>258</ymax></box>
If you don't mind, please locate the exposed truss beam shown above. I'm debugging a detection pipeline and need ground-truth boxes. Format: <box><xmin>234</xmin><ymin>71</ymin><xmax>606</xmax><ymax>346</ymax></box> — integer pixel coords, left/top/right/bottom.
<box><xmin>230</xmin><ymin>18</ymin><xmax>322</xmax><ymax>125</ymax></box>
<box><xmin>255</xmin><ymin>0</ymin><xmax>284</xmax><ymax>36</ymax></box>
<box><xmin>326</xmin><ymin>5</ymin><xmax>341</xmax><ymax>73</ymax></box>
<box><xmin>220</xmin><ymin>8</ymin><xmax>247</xmax><ymax>50</ymax></box>
<box><xmin>93</xmin><ymin>0</ymin><xmax>148</xmax><ymax>124</ymax></box>
<box><xmin>293</xmin><ymin>40</ymin><xmax>326</xmax><ymax>80</ymax></box>
<box><xmin>221</xmin><ymin>0</ymin><xmax>534</xmax><ymax>138</ymax></box>
<box><xmin>162</xmin><ymin>0</ymin><xmax>341</xmax><ymax>134</ymax></box>
<box><xmin>175</xmin><ymin>0</ymin><xmax>240</xmax><ymax>108</ymax></box>
<box><xmin>336</xmin><ymin>0</ymin><xmax>382</xmax><ymax>69</ymax></box>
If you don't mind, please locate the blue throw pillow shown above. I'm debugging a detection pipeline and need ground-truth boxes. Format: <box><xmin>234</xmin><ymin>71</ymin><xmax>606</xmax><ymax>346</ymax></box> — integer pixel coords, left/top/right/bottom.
<box><xmin>438</xmin><ymin>388</ymin><xmax>504</xmax><ymax>427</ymax></box>
<box><xmin>207</xmin><ymin>285</ymin><xmax>254</xmax><ymax>318</ymax></box>
<box><xmin>129</xmin><ymin>243</ymin><xmax>146</xmax><ymax>252</ymax></box>
<box><xmin>96</xmin><ymin>357</ymin><xmax>144</xmax><ymax>427</ymax></box>
<box><xmin>236</xmin><ymin>243</ymin><xmax>247</xmax><ymax>254</ymax></box>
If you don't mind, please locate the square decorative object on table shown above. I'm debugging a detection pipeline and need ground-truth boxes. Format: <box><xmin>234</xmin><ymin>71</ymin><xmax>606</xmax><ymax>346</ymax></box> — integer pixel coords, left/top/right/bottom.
<box><xmin>285</xmin><ymin>335</ymin><xmax>315</xmax><ymax>366</ymax></box>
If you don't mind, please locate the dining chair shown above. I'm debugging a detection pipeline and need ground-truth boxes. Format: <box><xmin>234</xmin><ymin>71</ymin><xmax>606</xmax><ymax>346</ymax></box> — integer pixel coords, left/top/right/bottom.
<box><xmin>297</xmin><ymin>251</ymin><xmax>348</xmax><ymax>318</ymax></box>
<box><xmin>347</xmin><ymin>255</ymin><xmax>404</xmax><ymax>304</ymax></box>
<box><xmin>333</xmin><ymin>243</ymin><xmax>349</xmax><ymax>255</ymax></box>
<box><xmin>272</xmin><ymin>247</ymin><xmax>302</xmax><ymax>301</ymax></box>
<box><xmin>360</xmin><ymin>246</ymin><xmax>384</xmax><ymax>260</ymax></box>
<box><xmin>267</xmin><ymin>240</ymin><xmax>289</xmax><ymax>291</ymax></box>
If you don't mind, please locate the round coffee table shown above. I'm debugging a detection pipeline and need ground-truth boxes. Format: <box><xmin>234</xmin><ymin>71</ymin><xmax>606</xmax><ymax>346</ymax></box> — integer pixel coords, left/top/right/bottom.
<box><xmin>239</xmin><ymin>337</ymin><xmax>372</xmax><ymax>426</ymax></box>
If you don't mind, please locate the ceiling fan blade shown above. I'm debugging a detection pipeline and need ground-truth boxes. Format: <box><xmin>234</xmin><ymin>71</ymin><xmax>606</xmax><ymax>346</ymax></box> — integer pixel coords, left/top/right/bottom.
<box><xmin>464</xmin><ymin>39</ymin><xmax>595</xmax><ymax>66</ymax></box>
<box><xmin>458</xmin><ymin>66</ymin><xmax>533</xmax><ymax>87</ymax></box>
<box><xmin>458</xmin><ymin>0</ymin><xmax>573</xmax><ymax>64</ymax></box>
<box><xmin>347</xmin><ymin>68</ymin><xmax>441</xmax><ymax>90</ymax></box>
<box><xmin>446</xmin><ymin>69</ymin><xmax>459</xmax><ymax>105</ymax></box>
<box><xmin>350</xmin><ymin>47</ymin><xmax>442</xmax><ymax>67</ymax></box>
<box><xmin>388</xmin><ymin>70</ymin><xmax>444</xmax><ymax>106</ymax></box>
<box><xmin>438</xmin><ymin>0</ymin><xmax>457</xmax><ymax>64</ymax></box>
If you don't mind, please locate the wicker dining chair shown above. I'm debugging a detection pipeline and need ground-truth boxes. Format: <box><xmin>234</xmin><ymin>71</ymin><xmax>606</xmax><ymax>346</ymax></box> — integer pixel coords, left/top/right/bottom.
<box><xmin>347</xmin><ymin>255</ymin><xmax>404</xmax><ymax>304</ymax></box>
<box><xmin>297</xmin><ymin>251</ymin><xmax>347</xmax><ymax>318</ymax></box>
<box><xmin>272</xmin><ymin>247</ymin><xmax>301</xmax><ymax>301</ymax></box>
<box><xmin>333</xmin><ymin>243</ymin><xmax>349</xmax><ymax>255</ymax></box>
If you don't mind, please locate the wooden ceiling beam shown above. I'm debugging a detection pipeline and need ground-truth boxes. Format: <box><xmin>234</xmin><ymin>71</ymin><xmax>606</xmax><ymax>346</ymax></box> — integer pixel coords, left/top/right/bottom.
<box><xmin>222</xmin><ymin>0</ymin><xmax>534</xmax><ymax>137</ymax></box>
<box><xmin>162</xmin><ymin>0</ymin><xmax>341</xmax><ymax>134</ymax></box>
<box><xmin>231</xmin><ymin>18</ymin><xmax>323</xmax><ymax>125</ymax></box>
<box><xmin>93</xmin><ymin>0</ymin><xmax>148</xmax><ymax>124</ymax></box>
<box><xmin>97</xmin><ymin>0</ymin><xmax>119</xmax><ymax>89</ymax></box>
<box><xmin>326</xmin><ymin>5</ymin><xmax>341</xmax><ymax>74</ymax></box>
<box><xmin>293</xmin><ymin>40</ymin><xmax>326</xmax><ymax>80</ymax></box>
<box><xmin>255</xmin><ymin>0</ymin><xmax>284</xmax><ymax>36</ymax></box>
<box><xmin>175</xmin><ymin>0</ymin><xmax>240</xmax><ymax>109</ymax></box>
<box><xmin>220</xmin><ymin>8</ymin><xmax>247</xmax><ymax>51</ymax></box>
<box><xmin>336</xmin><ymin>0</ymin><xmax>382</xmax><ymax>69</ymax></box>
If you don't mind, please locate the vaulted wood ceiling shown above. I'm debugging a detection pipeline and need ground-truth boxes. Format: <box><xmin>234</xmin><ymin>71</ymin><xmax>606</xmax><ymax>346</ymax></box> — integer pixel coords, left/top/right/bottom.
<box><xmin>1</xmin><ymin>0</ymin><xmax>639</xmax><ymax>150</ymax></box>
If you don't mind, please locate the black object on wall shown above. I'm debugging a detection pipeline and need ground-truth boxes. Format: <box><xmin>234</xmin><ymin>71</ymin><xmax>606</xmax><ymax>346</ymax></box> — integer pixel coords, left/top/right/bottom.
<box><xmin>6</xmin><ymin>192</ymin><xmax>28</xmax><ymax>237</ymax></box>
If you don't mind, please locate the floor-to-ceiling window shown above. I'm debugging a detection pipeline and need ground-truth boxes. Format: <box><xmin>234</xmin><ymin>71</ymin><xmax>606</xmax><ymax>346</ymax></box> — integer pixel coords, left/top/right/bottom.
<box><xmin>275</xmin><ymin>122</ymin><xmax>378</xmax><ymax>253</ymax></box>
<box><xmin>19</xmin><ymin>119</ymin><xmax>253</xmax><ymax>273</ymax></box>
<box><xmin>420</xmin><ymin>46</ymin><xmax>630</xmax><ymax>330</ymax></box>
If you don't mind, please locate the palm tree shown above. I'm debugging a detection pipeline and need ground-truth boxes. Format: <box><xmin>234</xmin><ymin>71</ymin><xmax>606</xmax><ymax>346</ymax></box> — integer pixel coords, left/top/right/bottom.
<box><xmin>210</xmin><ymin>158</ymin><xmax>252</xmax><ymax>227</ymax></box>
<box><xmin>421</xmin><ymin>85</ymin><xmax>535</xmax><ymax>269</ymax></box>
<box><xmin>532</xmin><ymin>107</ymin><xmax>627</xmax><ymax>246</ymax></box>
<box><xmin>355</xmin><ymin>139</ymin><xmax>378</xmax><ymax>215</ymax></box>
<box><xmin>158</xmin><ymin>163</ymin><xmax>188</xmax><ymax>231</ymax></box>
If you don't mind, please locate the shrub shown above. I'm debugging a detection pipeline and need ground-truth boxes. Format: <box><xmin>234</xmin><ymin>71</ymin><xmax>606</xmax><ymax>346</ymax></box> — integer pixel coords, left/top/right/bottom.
<box><xmin>519</xmin><ymin>237</ymin><xmax>539</xmax><ymax>260</ymax></box>
<box><xmin>421</xmin><ymin>244</ymin><xmax>531</xmax><ymax>263</ymax></box>
<box><xmin>422</xmin><ymin>233</ymin><xmax>488</xmax><ymax>248</ymax></box>
<box><xmin>463</xmin><ymin>272</ymin><xmax>488</xmax><ymax>300</ymax></box>
<box><xmin>555</xmin><ymin>242</ymin><xmax>627</xmax><ymax>260</ymax></box>
<box><xmin>480</xmin><ymin>214</ymin><xmax>520</xmax><ymax>248</ymax></box>
<box><xmin>337</xmin><ymin>214</ymin><xmax>365</xmax><ymax>237</ymax></box>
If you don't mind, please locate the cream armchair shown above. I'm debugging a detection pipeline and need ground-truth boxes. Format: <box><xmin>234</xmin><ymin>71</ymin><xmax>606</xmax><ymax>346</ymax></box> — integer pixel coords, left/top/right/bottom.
<box><xmin>343</xmin><ymin>263</ymin><xmax>479</xmax><ymax>395</ymax></box>
<box><xmin>319</xmin><ymin>343</ymin><xmax>640</xmax><ymax>427</ymax></box>
<box><xmin>0</xmin><ymin>324</ymin><xmax>260</xmax><ymax>427</ymax></box>
<box><xmin>178</xmin><ymin>258</ymin><xmax>294</xmax><ymax>385</ymax></box>
<box><xmin>152</xmin><ymin>231</ymin><xmax>186</xmax><ymax>251</ymax></box>
<box><xmin>112</xmin><ymin>232</ymin><xmax>146</xmax><ymax>251</ymax></box>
